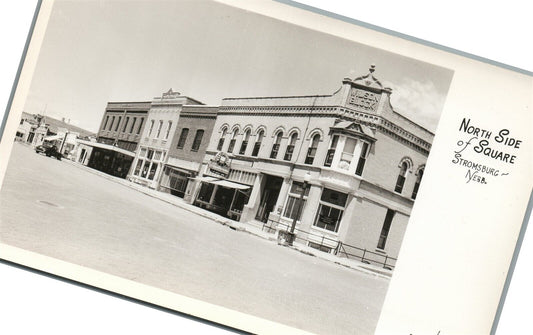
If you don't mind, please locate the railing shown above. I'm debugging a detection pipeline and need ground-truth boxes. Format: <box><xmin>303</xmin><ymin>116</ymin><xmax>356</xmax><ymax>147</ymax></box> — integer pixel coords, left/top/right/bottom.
<box><xmin>262</xmin><ymin>218</ymin><xmax>396</xmax><ymax>270</ymax></box>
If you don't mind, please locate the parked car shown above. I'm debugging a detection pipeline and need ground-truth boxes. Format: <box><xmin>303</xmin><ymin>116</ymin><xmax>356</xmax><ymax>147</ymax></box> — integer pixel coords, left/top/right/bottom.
<box><xmin>35</xmin><ymin>144</ymin><xmax>62</xmax><ymax>160</ymax></box>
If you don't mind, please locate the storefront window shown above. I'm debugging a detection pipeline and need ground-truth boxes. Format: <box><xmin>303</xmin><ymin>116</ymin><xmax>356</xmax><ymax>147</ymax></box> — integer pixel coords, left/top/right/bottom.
<box><xmin>197</xmin><ymin>183</ymin><xmax>214</xmax><ymax>202</ymax></box>
<box><xmin>148</xmin><ymin>162</ymin><xmax>158</xmax><ymax>180</ymax></box>
<box><xmin>134</xmin><ymin>160</ymin><xmax>143</xmax><ymax>175</ymax></box>
<box><xmin>313</xmin><ymin>188</ymin><xmax>348</xmax><ymax>233</ymax></box>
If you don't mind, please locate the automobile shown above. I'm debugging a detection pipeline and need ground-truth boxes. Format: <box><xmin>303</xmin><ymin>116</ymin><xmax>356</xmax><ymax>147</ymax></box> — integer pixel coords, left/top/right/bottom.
<box><xmin>35</xmin><ymin>144</ymin><xmax>62</xmax><ymax>160</ymax></box>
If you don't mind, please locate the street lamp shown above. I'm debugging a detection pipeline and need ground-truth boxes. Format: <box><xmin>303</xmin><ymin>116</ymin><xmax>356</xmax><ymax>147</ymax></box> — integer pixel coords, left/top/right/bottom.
<box><xmin>287</xmin><ymin>171</ymin><xmax>311</xmax><ymax>246</ymax></box>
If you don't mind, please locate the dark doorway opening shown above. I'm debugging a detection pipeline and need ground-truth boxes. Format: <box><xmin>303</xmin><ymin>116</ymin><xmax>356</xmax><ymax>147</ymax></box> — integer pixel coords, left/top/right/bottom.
<box><xmin>256</xmin><ymin>174</ymin><xmax>283</xmax><ymax>223</ymax></box>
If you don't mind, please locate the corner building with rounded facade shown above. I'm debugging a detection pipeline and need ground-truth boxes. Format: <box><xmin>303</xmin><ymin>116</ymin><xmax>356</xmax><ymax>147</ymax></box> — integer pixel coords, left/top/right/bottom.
<box><xmin>197</xmin><ymin>66</ymin><xmax>432</xmax><ymax>266</ymax></box>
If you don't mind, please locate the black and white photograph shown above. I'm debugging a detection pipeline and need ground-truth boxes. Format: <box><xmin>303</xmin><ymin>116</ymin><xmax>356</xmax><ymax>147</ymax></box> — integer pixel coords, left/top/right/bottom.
<box><xmin>2</xmin><ymin>1</ymin><xmax>531</xmax><ymax>335</ymax></box>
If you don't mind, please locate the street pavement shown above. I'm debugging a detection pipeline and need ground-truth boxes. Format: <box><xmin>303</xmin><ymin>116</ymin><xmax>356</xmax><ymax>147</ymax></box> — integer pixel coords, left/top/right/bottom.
<box><xmin>0</xmin><ymin>143</ymin><xmax>389</xmax><ymax>335</ymax></box>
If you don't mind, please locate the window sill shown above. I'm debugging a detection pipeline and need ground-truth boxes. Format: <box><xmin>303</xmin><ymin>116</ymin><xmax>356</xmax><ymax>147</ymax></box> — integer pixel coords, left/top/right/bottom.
<box><xmin>374</xmin><ymin>248</ymin><xmax>387</xmax><ymax>254</ymax></box>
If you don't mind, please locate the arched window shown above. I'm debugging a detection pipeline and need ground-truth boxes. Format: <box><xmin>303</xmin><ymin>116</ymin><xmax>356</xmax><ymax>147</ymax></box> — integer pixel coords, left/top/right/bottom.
<box><xmin>177</xmin><ymin>128</ymin><xmax>189</xmax><ymax>149</ymax></box>
<box><xmin>217</xmin><ymin>127</ymin><xmax>227</xmax><ymax>151</ymax></box>
<box><xmin>227</xmin><ymin>128</ymin><xmax>238</xmax><ymax>153</ymax></box>
<box><xmin>305</xmin><ymin>134</ymin><xmax>320</xmax><ymax>164</ymax></box>
<box><xmin>239</xmin><ymin>129</ymin><xmax>251</xmax><ymax>155</ymax></box>
<box><xmin>411</xmin><ymin>168</ymin><xmax>424</xmax><ymax>199</ymax></box>
<box><xmin>270</xmin><ymin>131</ymin><xmax>283</xmax><ymax>159</ymax></box>
<box><xmin>284</xmin><ymin>132</ymin><xmax>298</xmax><ymax>161</ymax></box>
<box><xmin>252</xmin><ymin>130</ymin><xmax>264</xmax><ymax>157</ymax></box>
<box><xmin>394</xmin><ymin>161</ymin><xmax>409</xmax><ymax>193</ymax></box>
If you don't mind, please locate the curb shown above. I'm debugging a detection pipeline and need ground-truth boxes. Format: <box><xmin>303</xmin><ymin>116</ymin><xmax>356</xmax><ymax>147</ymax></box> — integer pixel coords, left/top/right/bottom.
<box><xmin>62</xmin><ymin>159</ymin><xmax>392</xmax><ymax>279</ymax></box>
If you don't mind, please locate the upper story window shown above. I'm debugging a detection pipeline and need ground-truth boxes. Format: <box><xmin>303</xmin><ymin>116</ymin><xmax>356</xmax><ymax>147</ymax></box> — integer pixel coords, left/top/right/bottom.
<box><xmin>323</xmin><ymin>135</ymin><xmax>338</xmax><ymax>167</ymax></box>
<box><xmin>339</xmin><ymin>137</ymin><xmax>357</xmax><ymax>170</ymax></box>
<box><xmin>284</xmin><ymin>132</ymin><xmax>298</xmax><ymax>161</ymax></box>
<box><xmin>165</xmin><ymin>121</ymin><xmax>172</xmax><ymax>140</ymax></box>
<box><xmin>130</xmin><ymin>117</ymin><xmax>137</xmax><ymax>133</ymax></box>
<box><xmin>411</xmin><ymin>167</ymin><xmax>424</xmax><ymax>199</ymax></box>
<box><xmin>177</xmin><ymin>128</ymin><xmax>189</xmax><ymax>149</ymax></box>
<box><xmin>191</xmin><ymin>129</ymin><xmax>204</xmax><ymax>151</ymax></box>
<box><xmin>239</xmin><ymin>129</ymin><xmax>251</xmax><ymax>155</ymax></box>
<box><xmin>137</xmin><ymin>117</ymin><xmax>144</xmax><ymax>135</ymax></box>
<box><xmin>305</xmin><ymin>134</ymin><xmax>320</xmax><ymax>165</ymax></box>
<box><xmin>252</xmin><ymin>130</ymin><xmax>264</xmax><ymax>157</ymax></box>
<box><xmin>148</xmin><ymin>120</ymin><xmax>155</xmax><ymax>137</ymax></box>
<box><xmin>355</xmin><ymin>142</ymin><xmax>370</xmax><ymax>176</ymax></box>
<box><xmin>115</xmin><ymin>116</ymin><xmax>122</xmax><ymax>132</ymax></box>
<box><xmin>217</xmin><ymin>127</ymin><xmax>227</xmax><ymax>151</ymax></box>
<box><xmin>156</xmin><ymin>120</ymin><xmax>163</xmax><ymax>138</ymax></box>
<box><xmin>103</xmin><ymin>116</ymin><xmax>110</xmax><ymax>130</ymax></box>
<box><xmin>227</xmin><ymin>128</ymin><xmax>238</xmax><ymax>153</ymax></box>
<box><xmin>123</xmin><ymin>117</ymin><xmax>129</xmax><ymax>132</ymax></box>
<box><xmin>270</xmin><ymin>131</ymin><xmax>283</xmax><ymax>159</ymax></box>
<box><xmin>395</xmin><ymin>160</ymin><xmax>410</xmax><ymax>193</ymax></box>
<box><xmin>109</xmin><ymin>116</ymin><xmax>115</xmax><ymax>131</ymax></box>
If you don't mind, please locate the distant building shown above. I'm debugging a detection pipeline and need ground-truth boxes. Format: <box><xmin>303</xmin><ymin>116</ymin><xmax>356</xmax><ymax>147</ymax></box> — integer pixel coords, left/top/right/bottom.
<box><xmin>194</xmin><ymin>65</ymin><xmax>432</xmax><ymax>264</ymax></box>
<box><xmin>79</xmin><ymin>101</ymin><xmax>151</xmax><ymax>178</ymax></box>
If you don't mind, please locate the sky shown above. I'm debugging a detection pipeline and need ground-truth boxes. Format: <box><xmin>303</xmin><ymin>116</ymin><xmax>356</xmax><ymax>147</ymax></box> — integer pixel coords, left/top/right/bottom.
<box><xmin>22</xmin><ymin>0</ymin><xmax>453</xmax><ymax>133</ymax></box>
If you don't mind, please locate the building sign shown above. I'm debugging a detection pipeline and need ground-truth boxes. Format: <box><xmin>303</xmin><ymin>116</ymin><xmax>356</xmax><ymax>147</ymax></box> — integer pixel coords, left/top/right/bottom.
<box><xmin>347</xmin><ymin>88</ymin><xmax>380</xmax><ymax>112</ymax></box>
<box><xmin>207</xmin><ymin>151</ymin><xmax>231</xmax><ymax>178</ymax></box>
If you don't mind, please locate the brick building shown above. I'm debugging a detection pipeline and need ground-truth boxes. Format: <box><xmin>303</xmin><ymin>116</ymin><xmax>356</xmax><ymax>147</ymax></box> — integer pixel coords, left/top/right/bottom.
<box><xmin>159</xmin><ymin>105</ymin><xmax>217</xmax><ymax>200</ymax></box>
<box><xmin>78</xmin><ymin>101</ymin><xmax>150</xmax><ymax>178</ymax></box>
<box><xmin>194</xmin><ymin>65</ymin><xmax>432</xmax><ymax>264</ymax></box>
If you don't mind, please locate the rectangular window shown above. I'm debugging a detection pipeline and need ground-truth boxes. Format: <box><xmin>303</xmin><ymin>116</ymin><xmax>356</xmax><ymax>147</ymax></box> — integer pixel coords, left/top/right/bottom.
<box><xmin>103</xmin><ymin>116</ymin><xmax>110</xmax><ymax>130</ymax></box>
<box><xmin>305</xmin><ymin>147</ymin><xmax>317</xmax><ymax>164</ymax></box>
<box><xmin>282</xmin><ymin>182</ymin><xmax>310</xmax><ymax>221</ymax></box>
<box><xmin>191</xmin><ymin>129</ymin><xmax>204</xmax><ymax>151</ymax></box>
<box><xmin>165</xmin><ymin>121</ymin><xmax>172</xmax><ymax>140</ymax></box>
<box><xmin>109</xmin><ymin>116</ymin><xmax>115</xmax><ymax>130</ymax></box>
<box><xmin>148</xmin><ymin>162</ymin><xmax>158</xmax><ymax>180</ymax></box>
<box><xmin>115</xmin><ymin>116</ymin><xmax>122</xmax><ymax>131</ymax></box>
<box><xmin>130</xmin><ymin>117</ymin><xmax>136</xmax><ymax>133</ymax></box>
<box><xmin>177</xmin><ymin>128</ymin><xmax>189</xmax><ymax>149</ymax></box>
<box><xmin>123</xmin><ymin>117</ymin><xmax>129</xmax><ymax>132</ymax></box>
<box><xmin>156</xmin><ymin>120</ymin><xmax>163</xmax><ymax>138</ymax></box>
<box><xmin>355</xmin><ymin>142</ymin><xmax>369</xmax><ymax>176</ymax></box>
<box><xmin>313</xmin><ymin>188</ymin><xmax>348</xmax><ymax>233</ymax></box>
<box><xmin>339</xmin><ymin>137</ymin><xmax>356</xmax><ymax>169</ymax></box>
<box><xmin>324</xmin><ymin>135</ymin><xmax>338</xmax><ymax>167</ymax></box>
<box><xmin>139</xmin><ymin>148</ymin><xmax>147</xmax><ymax>158</ymax></box>
<box><xmin>146</xmin><ymin>149</ymin><xmax>154</xmax><ymax>160</ymax></box>
<box><xmin>377</xmin><ymin>209</ymin><xmax>395</xmax><ymax>249</ymax></box>
<box><xmin>134</xmin><ymin>159</ymin><xmax>143</xmax><ymax>175</ymax></box>
<box><xmin>137</xmin><ymin>118</ymin><xmax>144</xmax><ymax>135</ymax></box>
<box><xmin>148</xmin><ymin>120</ymin><xmax>155</xmax><ymax>137</ymax></box>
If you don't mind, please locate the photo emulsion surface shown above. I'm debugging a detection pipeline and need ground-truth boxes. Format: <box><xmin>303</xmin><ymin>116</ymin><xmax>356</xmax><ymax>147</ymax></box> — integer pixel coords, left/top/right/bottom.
<box><xmin>0</xmin><ymin>1</ymin><xmax>453</xmax><ymax>334</ymax></box>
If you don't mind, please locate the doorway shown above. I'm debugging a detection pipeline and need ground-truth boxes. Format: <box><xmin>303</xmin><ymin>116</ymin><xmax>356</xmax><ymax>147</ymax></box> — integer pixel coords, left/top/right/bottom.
<box><xmin>255</xmin><ymin>174</ymin><xmax>283</xmax><ymax>222</ymax></box>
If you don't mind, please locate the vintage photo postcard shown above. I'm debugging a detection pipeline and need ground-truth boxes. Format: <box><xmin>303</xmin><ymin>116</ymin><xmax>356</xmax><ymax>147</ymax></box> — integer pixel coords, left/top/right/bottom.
<box><xmin>1</xmin><ymin>1</ymin><xmax>531</xmax><ymax>334</ymax></box>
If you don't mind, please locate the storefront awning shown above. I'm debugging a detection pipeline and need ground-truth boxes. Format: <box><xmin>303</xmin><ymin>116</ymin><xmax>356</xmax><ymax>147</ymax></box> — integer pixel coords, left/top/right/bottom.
<box><xmin>193</xmin><ymin>176</ymin><xmax>220</xmax><ymax>183</ymax></box>
<box><xmin>77</xmin><ymin>139</ymin><xmax>136</xmax><ymax>157</ymax></box>
<box><xmin>44</xmin><ymin>134</ymin><xmax>63</xmax><ymax>141</ymax></box>
<box><xmin>210</xmin><ymin>179</ymin><xmax>250</xmax><ymax>190</ymax></box>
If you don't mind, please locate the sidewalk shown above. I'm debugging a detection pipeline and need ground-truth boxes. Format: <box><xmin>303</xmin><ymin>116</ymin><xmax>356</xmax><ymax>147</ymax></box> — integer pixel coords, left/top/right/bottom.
<box><xmin>63</xmin><ymin>159</ymin><xmax>393</xmax><ymax>280</ymax></box>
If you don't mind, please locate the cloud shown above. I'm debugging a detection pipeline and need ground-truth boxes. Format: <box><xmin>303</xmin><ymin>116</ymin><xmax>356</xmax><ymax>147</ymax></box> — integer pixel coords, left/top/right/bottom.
<box><xmin>384</xmin><ymin>78</ymin><xmax>447</xmax><ymax>132</ymax></box>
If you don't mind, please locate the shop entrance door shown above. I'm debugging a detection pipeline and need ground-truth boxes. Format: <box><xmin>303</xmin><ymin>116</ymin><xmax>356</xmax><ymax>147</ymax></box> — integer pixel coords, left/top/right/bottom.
<box><xmin>255</xmin><ymin>175</ymin><xmax>283</xmax><ymax>222</ymax></box>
